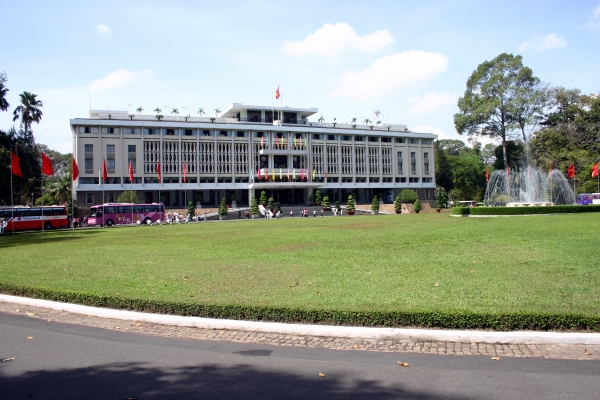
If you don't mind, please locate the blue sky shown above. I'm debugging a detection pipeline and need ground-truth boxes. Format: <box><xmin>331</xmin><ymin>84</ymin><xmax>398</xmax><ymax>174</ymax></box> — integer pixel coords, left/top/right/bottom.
<box><xmin>1</xmin><ymin>0</ymin><xmax>599</xmax><ymax>153</ymax></box>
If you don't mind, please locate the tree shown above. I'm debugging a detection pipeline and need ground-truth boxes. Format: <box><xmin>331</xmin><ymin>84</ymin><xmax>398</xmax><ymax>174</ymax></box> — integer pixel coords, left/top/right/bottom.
<box><xmin>187</xmin><ymin>201</ymin><xmax>195</xmax><ymax>217</ymax></box>
<box><xmin>171</xmin><ymin>108</ymin><xmax>179</xmax><ymax>115</ymax></box>
<box><xmin>450</xmin><ymin>152</ymin><xmax>486</xmax><ymax>201</ymax></box>
<box><xmin>314</xmin><ymin>189</ymin><xmax>322</xmax><ymax>204</ymax></box>
<box><xmin>259</xmin><ymin>191</ymin><xmax>267</xmax><ymax>206</ymax></box>
<box><xmin>13</xmin><ymin>91</ymin><xmax>43</xmax><ymax>136</ymax></box>
<box><xmin>492</xmin><ymin>140</ymin><xmax>526</xmax><ymax>170</ymax></box>
<box><xmin>250</xmin><ymin>195</ymin><xmax>259</xmax><ymax>215</ymax></box>
<box><xmin>267</xmin><ymin>196</ymin><xmax>274</xmax><ymax>210</ymax></box>
<box><xmin>116</xmin><ymin>190</ymin><xmax>141</xmax><ymax>204</ymax></box>
<box><xmin>136</xmin><ymin>107</ymin><xmax>143</xmax><ymax>113</ymax></box>
<box><xmin>197</xmin><ymin>108</ymin><xmax>205</xmax><ymax>116</ymax></box>
<box><xmin>481</xmin><ymin>143</ymin><xmax>497</xmax><ymax>166</ymax></box>
<box><xmin>46</xmin><ymin>173</ymin><xmax>72</xmax><ymax>204</ymax></box>
<box><xmin>0</xmin><ymin>72</ymin><xmax>9</xmax><ymax>112</ymax></box>
<box><xmin>400</xmin><ymin>189</ymin><xmax>418</xmax><ymax>203</ymax></box>
<box><xmin>437</xmin><ymin>139</ymin><xmax>468</xmax><ymax>157</ymax></box>
<box><xmin>413</xmin><ymin>198</ymin><xmax>421</xmax><ymax>213</ymax></box>
<box><xmin>346</xmin><ymin>195</ymin><xmax>355</xmax><ymax>212</ymax></box>
<box><xmin>435</xmin><ymin>186</ymin><xmax>448</xmax><ymax>208</ymax></box>
<box><xmin>371</xmin><ymin>195</ymin><xmax>380</xmax><ymax>212</ymax></box>
<box><xmin>218</xmin><ymin>197</ymin><xmax>228</xmax><ymax>217</ymax></box>
<box><xmin>394</xmin><ymin>194</ymin><xmax>402</xmax><ymax>212</ymax></box>
<box><xmin>434</xmin><ymin>140</ymin><xmax>453</xmax><ymax>191</ymax></box>
<box><xmin>454</xmin><ymin>53</ymin><xmax>539</xmax><ymax>170</ymax></box>
<box><xmin>322</xmin><ymin>196</ymin><xmax>331</xmax><ymax>209</ymax></box>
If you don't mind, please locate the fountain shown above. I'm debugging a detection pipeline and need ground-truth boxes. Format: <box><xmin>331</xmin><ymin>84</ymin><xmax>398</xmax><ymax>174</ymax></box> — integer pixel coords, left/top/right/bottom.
<box><xmin>484</xmin><ymin>167</ymin><xmax>576</xmax><ymax>206</ymax></box>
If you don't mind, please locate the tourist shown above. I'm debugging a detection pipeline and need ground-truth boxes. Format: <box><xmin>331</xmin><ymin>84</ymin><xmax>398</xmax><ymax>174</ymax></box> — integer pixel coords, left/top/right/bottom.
<box><xmin>290</xmin><ymin>210</ymin><xmax>294</xmax><ymax>218</ymax></box>
<box><xmin>320</xmin><ymin>209</ymin><xmax>323</xmax><ymax>217</ymax></box>
<box><xmin>313</xmin><ymin>210</ymin><xmax>316</xmax><ymax>217</ymax></box>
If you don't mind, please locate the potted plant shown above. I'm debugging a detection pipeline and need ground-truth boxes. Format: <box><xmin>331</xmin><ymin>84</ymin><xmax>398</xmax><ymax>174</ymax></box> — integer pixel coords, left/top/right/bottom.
<box><xmin>346</xmin><ymin>195</ymin><xmax>356</xmax><ymax>215</ymax></box>
<box><xmin>332</xmin><ymin>118</ymin><xmax>337</xmax><ymax>128</ymax></box>
<box><xmin>322</xmin><ymin>196</ymin><xmax>331</xmax><ymax>211</ymax></box>
<box><xmin>414</xmin><ymin>198</ymin><xmax>421</xmax><ymax>214</ymax></box>
<box><xmin>250</xmin><ymin>195</ymin><xmax>260</xmax><ymax>219</ymax></box>
<box><xmin>259</xmin><ymin>191</ymin><xmax>268</xmax><ymax>207</ymax></box>
<box><xmin>435</xmin><ymin>185</ymin><xmax>448</xmax><ymax>212</ymax></box>
<box><xmin>314</xmin><ymin>190</ymin><xmax>322</xmax><ymax>206</ymax></box>
<box><xmin>218</xmin><ymin>197</ymin><xmax>228</xmax><ymax>220</ymax></box>
<box><xmin>275</xmin><ymin>201</ymin><xmax>281</xmax><ymax>214</ymax></box>
<box><xmin>371</xmin><ymin>195</ymin><xmax>380</xmax><ymax>215</ymax></box>
<box><xmin>394</xmin><ymin>194</ymin><xmax>402</xmax><ymax>214</ymax></box>
<box><xmin>318</xmin><ymin>115</ymin><xmax>325</xmax><ymax>124</ymax></box>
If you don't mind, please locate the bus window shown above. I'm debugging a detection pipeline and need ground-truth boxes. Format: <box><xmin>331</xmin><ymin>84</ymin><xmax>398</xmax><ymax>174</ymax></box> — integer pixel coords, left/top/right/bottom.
<box><xmin>133</xmin><ymin>205</ymin><xmax>142</xmax><ymax>213</ymax></box>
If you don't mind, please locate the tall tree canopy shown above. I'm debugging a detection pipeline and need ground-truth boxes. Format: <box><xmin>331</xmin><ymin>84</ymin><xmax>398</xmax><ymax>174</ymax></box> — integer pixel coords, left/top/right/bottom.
<box><xmin>0</xmin><ymin>72</ymin><xmax>9</xmax><ymax>112</ymax></box>
<box><xmin>13</xmin><ymin>91</ymin><xmax>43</xmax><ymax>136</ymax></box>
<box><xmin>454</xmin><ymin>53</ymin><xmax>540</xmax><ymax>169</ymax></box>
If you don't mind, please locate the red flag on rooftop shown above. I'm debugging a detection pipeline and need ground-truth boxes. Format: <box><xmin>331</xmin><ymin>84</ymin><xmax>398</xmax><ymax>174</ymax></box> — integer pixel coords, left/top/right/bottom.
<box><xmin>183</xmin><ymin>163</ymin><xmax>187</xmax><ymax>183</ymax></box>
<box><xmin>128</xmin><ymin>160</ymin><xmax>134</xmax><ymax>183</ymax></box>
<box><xmin>11</xmin><ymin>151</ymin><xmax>22</xmax><ymax>178</ymax></box>
<box><xmin>567</xmin><ymin>163</ymin><xmax>575</xmax><ymax>179</ymax></box>
<box><xmin>42</xmin><ymin>153</ymin><xmax>54</xmax><ymax>176</ymax></box>
<box><xmin>485</xmin><ymin>166</ymin><xmax>489</xmax><ymax>182</ymax></box>
<box><xmin>592</xmin><ymin>162</ymin><xmax>598</xmax><ymax>178</ymax></box>
<box><xmin>72</xmin><ymin>157</ymin><xmax>79</xmax><ymax>180</ymax></box>
<box><xmin>275</xmin><ymin>86</ymin><xmax>280</xmax><ymax>99</ymax></box>
<box><xmin>102</xmin><ymin>158</ymin><xmax>107</xmax><ymax>183</ymax></box>
<box><xmin>156</xmin><ymin>162</ymin><xmax>161</xmax><ymax>183</ymax></box>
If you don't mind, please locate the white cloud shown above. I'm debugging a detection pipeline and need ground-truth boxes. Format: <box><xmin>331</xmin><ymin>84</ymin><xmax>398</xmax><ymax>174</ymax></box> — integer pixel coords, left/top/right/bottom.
<box><xmin>284</xmin><ymin>23</ymin><xmax>394</xmax><ymax>56</ymax></box>
<box><xmin>585</xmin><ymin>5</ymin><xmax>600</xmax><ymax>29</ymax></box>
<box><xmin>411</xmin><ymin>125</ymin><xmax>449</xmax><ymax>140</ymax></box>
<box><xmin>89</xmin><ymin>69</ymin><xmax>152</xmax><ymax>92</ymax></box>
<box><xmin>517</xmin><ymin>33</ymin><xmax>567</xmax><ymax>53</ymax></box>
<box><xmin>330</xmin><ymin>51</ymin><xmax>448</xmax><ymax>99</ymax></box>
<box><xmin>408</xmin><ymin>92</ymin><xmax>458</xmax><ymax>115</ymax></box>
<box><xmin>96</xmin><ymin>24</ymin><xmax>112</xmax><ymax>35</ymax></box>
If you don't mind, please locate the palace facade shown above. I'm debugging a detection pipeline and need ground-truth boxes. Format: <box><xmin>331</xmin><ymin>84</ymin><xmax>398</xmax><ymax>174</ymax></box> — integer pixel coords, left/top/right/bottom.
<box><xmin>71</xmin><ymin>103</ymin><xmax>436</xmax><ymax>210</ymax></box>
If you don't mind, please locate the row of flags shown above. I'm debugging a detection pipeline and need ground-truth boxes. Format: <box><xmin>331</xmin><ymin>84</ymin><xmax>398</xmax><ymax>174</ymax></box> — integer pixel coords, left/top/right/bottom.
<box><xmin>251</xmin><ymin>168</ymin><xmax>326</xmax><ymax>182</ymax></box>
<box><xmin>11</xmin><ymin>150</ymin><xmax>56</xmax><ymax>178</ymax></box>
<box><xmin>259</xmin><ymin>133</ymin><xmax>304</xmax><ymax>148</ymax></box>
<box><xmin>484</xmin><ymin>162</ymin><xmax>599</xmax><ymax>182</ymax></box>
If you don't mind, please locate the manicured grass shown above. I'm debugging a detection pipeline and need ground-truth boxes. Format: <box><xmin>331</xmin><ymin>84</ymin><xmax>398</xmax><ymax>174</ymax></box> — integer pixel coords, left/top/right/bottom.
<box><xmin>1</xmin><ymin>213</ymin><xmax>598</xmax><ymax>320</ymax></box>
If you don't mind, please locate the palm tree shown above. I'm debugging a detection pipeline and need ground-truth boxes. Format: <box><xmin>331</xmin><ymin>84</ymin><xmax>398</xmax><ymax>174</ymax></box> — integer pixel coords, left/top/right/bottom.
<box><xmin>351</xmin><ymin>117</ymin><xmax>357</xmax><ymax>124</ymax></box>
<box><xmin>136</xmin><ymin>107</ymin><xmax>143</xmax><ymax>113</ymax></box>
<box><xmin>154</xmin><ymin>107</ymin><xmax>162</xmax><ymax>114</ymax></box>
<box><xmin>12</xmin><ymin>91</ymin><xmax>43</xmax><ymax>134</ymax></box>
<box><xmin>47</xmin><ymin>173</ymin><xmax>71</xmax><ymax>204</ymax></box>
<box><xmin>318</xmin><ymin>115</ymin><xmax>325</xmax><ymax>123</ymax></box>
<box><xmin>363</xmin><ymin>118</ymin><xmax>371</xmax><ymax>125</ymax></box>
<box><xmin>197</xmin><ymin>108</ymin><xmax>205</xmax><ymax>116</ymax></box>
<box><xmin>171</xmin><ymin>108</ymin><xmax>179</xmax><ymax>115</ymax></box>
<box><xmin>214</xmin><ymin>108</ymin><xmax>221</xmax><ymax>117</ymax></box>
<box><xmin>0</xmin><ymin>72</ymin><xmax>9</xmax><ymax>112</ymax></box>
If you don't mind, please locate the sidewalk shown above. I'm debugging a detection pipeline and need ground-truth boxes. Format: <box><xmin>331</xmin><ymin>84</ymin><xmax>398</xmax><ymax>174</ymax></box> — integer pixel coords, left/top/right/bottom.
<box><xmin>1</xmin><ymin>295</ymin><xmax>598</xmax><ymax>360</ymax></box>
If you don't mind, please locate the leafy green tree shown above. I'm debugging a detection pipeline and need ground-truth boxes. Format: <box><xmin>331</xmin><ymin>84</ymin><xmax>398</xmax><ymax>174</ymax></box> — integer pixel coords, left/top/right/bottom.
<box><xmin>267</xmin><ymin>196</ymin><xmax>274</xmax><ymax>210</ymax></box>
<box><xmin>218</xmin><ymin>197</ymin><xmax>228</xmax><ymax>216</ymax></box>
<box><xmin>437</xmin><ymin>139</ymin><xmax>468</xmax><ymax>157</ymax></box>
<box><xmin>46</xmin><ymin>173</ymin><xmax>72</xmax><ymax>204</ymax></box>
<box><xmin>394</xmin><ymin>194</ymin><xmax>402</xmax><ymax>212</ymax></box>
<box><xmin>187</xmin><ymin>201</ymin><xmax>195</xmax><ymax>217</ymax></box>
<box><xmin>435</xmin><ymin>186</ymin><xmax>448</xmax><ymax>208</ymax></box>
<box><xmin>454</xmin><ymin>53</ymin><xmax>539</xmax><ymax>169</ymax></box>
<box><xmin>0</xmin><ymin>72</ymin><xmax>9</xmax><ymax>112</ymax></box>
<box><xmin>314</xmin><ymin>190</ymin><xmax>322</xmax><ymax>204</ymax></box>
<box><xmin>371</xmin><ymin>195</ymin><xmax>380</xmax><ymax>212</ymax></box>
<box><xmin>400</xmin><ymin>189</ymin><xmax>418</xmax><ymax>203</ymax></box>
<box><xmin>259</xmin><ymin>191</ymin><xmax>267</xmax><ymax>206</ymax></box>
<box><xmin>346</xmin><ymin>195</ymin><xmax>355</xmax><ymax>212</ymax></box>
<box><xmin>250</xmin><ymin>196</ymin><xmax>259</xmax><ymax>215</ymax></box>
<box><xmin>481</xmin><ymin>143</ymin><xmax>497</xmax><ymax>166</ymax></box>
<box><xmin>492</xmin><ymin>140</ymin><xmax>526</xmax><ymax>170</ymax></box>
<box><xmin>413</xmin><ymin>198</ymin><xmax>421</xmax><ymax>213</ymax></box>
<box><xmin>450</xmin><ymin>152</ymin><xmax>486</xmax><ymax>201</ymax></box>
<box><xmin>434</xmin><ymin>140</ymin><xmax>453</xmax><ymax>191</ymax></box>
<box><xmin>116</xmin><ymin>190</ymin><xmax>141</xmax><ymax>204</ymax></box>
<box><xmin>322</xmin><ymin>196</ymin><xmax>330</xmax><ymax>209</ymax></box>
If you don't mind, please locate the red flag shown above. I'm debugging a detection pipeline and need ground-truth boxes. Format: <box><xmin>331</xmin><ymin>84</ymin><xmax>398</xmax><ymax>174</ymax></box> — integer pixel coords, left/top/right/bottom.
<box><xmin>102</xmin><ymin>158</ymin><xmax>107</xmax><ymax>183</ymax></box>
<box><xmin>257</xmin><ymin>167</ymin><xmax>261</xmax><ymax>180</ymax></box>
<box><xmin>275</xmin><ymin>86</ymin><xmax>280</xmax><ymax>99</ymax></box>
<box><xmin>548</xmin><ymin>164</ymin><xmax>553</xmax><ymax>179</ymax></box>
<box><xmin>265</xmin><ymin>169</ymin><xmax>268</xmax><ymax>181</ymax></box>
<box><xmin>72</xmin><ymin>157</ymin><xmax>79</xmax><ymax>180</ymax></box>
<box><xmin>485</xmin><ymin>166</ymin><xmax>489</xmax><ymax>182</ymax></box>
<box><xmin>567</xmin><ymin>163</ymin><xmax>575</xmax><ymax>179</ymax></box>
<box><xmin>128</xmin><ymin>160</ymin><xmax>134</xmax><ymax>183</ymax></box>
<box><xmin>42</xmin><ymin>153</ymin><xmax>54</xmax><ymax>176</ymax></box>
<box><xmin>156</xmin><ymin>162</ymin><xmax>161</xmax><ymax>183</ymax></box>
<box><xmin>11</xmin><ymin>151</ymin><xmax>23</xmax><ymax>178</ymax></box>
<box><xmin>592</xmin><ymin>162</ymin><xmax>598</xmax><ymax>178</ymax></box>
<box><xmin>183</xmin><ymin>163</ymin><xmax>187</xmax><ymax>183</ymax></box>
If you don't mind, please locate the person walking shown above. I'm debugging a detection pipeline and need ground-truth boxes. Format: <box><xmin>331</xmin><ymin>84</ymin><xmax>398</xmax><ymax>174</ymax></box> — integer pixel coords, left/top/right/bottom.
<box><xmin>290</xmin><ymin>210</ymin><xmax>294</xmax><ymax>218</ymax></box>
<box><xmin>320</xmin><ymin>209</ymin><xmax>323</xmax><ymax>217</ymax></box>
<box><xmin>313</xmin><ymin>210</ymin><xmax>316</xmax><ymax>217</ymax></box>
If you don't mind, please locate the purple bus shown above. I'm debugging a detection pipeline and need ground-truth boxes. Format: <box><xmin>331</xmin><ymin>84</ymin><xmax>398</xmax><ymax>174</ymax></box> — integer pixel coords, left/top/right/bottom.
<box><xmin>87</xmin><ymin>203</ymin><xmax>165</xmax><ymax>226</ymax></box>
<box><xmin>576</xmin><ymin>193</ymin><xmax>600</xmax><ymax>205</ymax></box>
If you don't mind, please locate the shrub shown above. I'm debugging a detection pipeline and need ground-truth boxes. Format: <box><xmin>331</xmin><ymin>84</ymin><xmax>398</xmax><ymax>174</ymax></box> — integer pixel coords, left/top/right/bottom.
<box><xmin>187</xmin><ymin>201</ymin><xmax>195</xmax><ymax>217</ymax></box>
<box><xmin>314</xmin><ymin>190</ymin><xmax>322</xmax><ymax>204</ymax></box>
<box><xmin>322</xmin><ymin>196</ymin><xmax>331</xmax><ymax>208</ymax></box>
<box><xmin>394</xmin><ymin>194</ymin><xmax>402</xmax><ymax>212</ymax></box>
<box><xmin>250</xmin><ymin>196</ymin><xmax>259</xmax><ymax>215</ymax></box>
<box><xmin>346</xmin><ymin>195</ymin><xmax>355</xmax><ymax>212</ymax></box>
<box><xmin>400</xmin><ymin>189</ymin><xmax>418</xmax><ymax>203</ymax></box>
<box><xmin>267</xmin><ymin>196</ymin><xmax>275</xmax><ymax>210</ymax></box>
<box><xmin>413</xmin><ymin>198</ymin><xmax>421</xmax><ymax>213</ymax></box>
<box><xmin>451</xmin><ymin>207</ymin><xmax>470</xmax><ymax>215</ymax></box>
<box><xmin>470</xmin><ymin>205</ymin><xmax>600</xmax><ymax>216</ymax></box>
<box><xmin>335</xmin><ymin>201</ymin><xmax>341</xmax><ymax>211</ymax></box>
<box><xmin>275</xmin><ymin>202</ymin><xmax>281</xmax><ymax>212</ymax></box>
<box><xmin>435</xmin><ymin>186</ymin><xmax>448</xmax><ymax>208</ymax></box>
<box><xmin>116</xmin><ymin>190</ymin><xmax>141</xmax><ymax>204</ymax></box>
<box><xmin>259</xmin><ymin>191</ymin><xmax>267</xmax><ymax>206</ymax></box>
<box><xmin>371</xmin><ymin>196</ymin><xmax>380</xmax><ymax>212</ymax></box>
<box><xmin>218</xmin><ymin>197</ymin><xmax>228</xmax><ymax>216</ymax></box>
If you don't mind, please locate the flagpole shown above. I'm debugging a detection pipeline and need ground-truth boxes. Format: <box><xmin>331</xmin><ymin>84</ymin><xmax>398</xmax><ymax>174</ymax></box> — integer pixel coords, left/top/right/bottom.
<box><xmin>41</xmin><ymin>163</ymin><xmax>44</xmax><ymax>233</ymax></box>
<box><xmin>131</xmin><ymin>171</ymin><xmax>133</xmax><ymax>226</ymax></box>
<box><xmin>10</xmin><ymin>152</ymin><xmax>14</xmax><ymax>236</ymax></box>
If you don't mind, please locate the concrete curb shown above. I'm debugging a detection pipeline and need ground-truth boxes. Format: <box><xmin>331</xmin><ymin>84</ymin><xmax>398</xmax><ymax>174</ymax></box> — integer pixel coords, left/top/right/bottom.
<box><xmin>2</xmin><ymin>294</ymin><xmax>600</xmax><ymax>345</ymax></box>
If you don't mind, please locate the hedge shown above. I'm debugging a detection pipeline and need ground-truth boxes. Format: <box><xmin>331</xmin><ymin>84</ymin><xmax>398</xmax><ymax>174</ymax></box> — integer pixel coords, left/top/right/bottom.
<box><xmin>451</xmin><ymin>206</ymin><xmax>470</xmax><ymax>216</ymax></box>
<box><xmin>1</xmin><ymin>282</ymin><xmax>598</xmax><ymax>331</ymax></box>
<box><xmin>470</xmin><ymin>205</ymin><xmax>600</xmax><ymax>216</ymax></box>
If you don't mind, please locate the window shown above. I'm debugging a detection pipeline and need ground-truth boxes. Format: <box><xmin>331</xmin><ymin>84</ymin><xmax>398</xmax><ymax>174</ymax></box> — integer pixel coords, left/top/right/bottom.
<box><xmin>424</xmin><ymin>163</ymin><xmax>429</xmax><ymax>172</ymax></box>
<box><xmin>184</xmin><ymin>129</ymin><xmax>194</xmax><ymax>136</ymax></box>
<box><xmin>219</xmin><ymin>130</ymin><xmax>229</xmax><ymax>137</ymax></box>
<box><xmin>397</xmin><ymin>151</ymin><xmax>403</xmax><ymax>159</ymax></box>
<box><xmin>107</xmin><ymin>159</ymin><xmax>115</xmax><ymax>170</ymax></box>
<box><xmin>217</xmin><ymin>177</ymin><xmax>232</xmax><ymax>183</ymax></box>
<box><xmin>86</xmin><ymin>193</ymin><xmax>93</xmax><ymax>204</ymax></box>
<box><xmin>128</xmin><ymin>145</ymin><xmax>136</xmax><ymax>153</ymax></box>
<box><xmin>131</xmin><ymin>159</ymin><xmax>137</xmax><ymax>170</ymax></box>
<box><xmin>354</xmin><ymin>136</ymin><xmax>364</xmax><ymax>142</ymax></box>
<box><xmin>123</xmin><ymin>128</ymin><xmax>141</xmax><ymax>134</ymax></box>
<box><xmin>410</xmin><ymin>152</ymin><xmax>416</xmax><ymax>159</ymax></box>
<box><xmin>410</xmin><ymin>138</ymin><xmax>419</xmax><ymax>144</ymax></box>
<box><xmin>368</xmin><ymin>136</ymin><xmax>379</xmax><ymax>142</ymax></box>
<box><xmin>108</xmin><ymin>193</ymin><xmax>115</xmax><ymax>202</ymax></box>
<box><xmin>255</xmin><ymin>132</ymin><xmax>264</xmax><ymax>138</ymax></box>
<box><xmin>422</xmin><ymin>139</ymin><xmax>432</xmax><ymax>145</ymax></box>
<box><xmin>107</xmin><ymin>145</ymin><xmax>115</xmax><ymax>153</ymax></box>
<box><xmin>329</xmin><ymin>177</ymin><xmax>339</xmax><ymax>182</ymax></box>
<box><xmin>369</xmin><ymin>177</ymin><xmax>380</xmax><ymax>182</ymax></box>
<box><xmin>395</xmin><ymin>177</ymin><xmax>406</xmax><ymax>183</ymax></box>
<box><xmin>422</xmin><ymin>178</ymin><xmax>433</xmax><ymax>183</ymax></box>
<box><xmin>341</xmin><ymin>177</ymin><xmax>353</xmax><ymax>183</ymax></box>
<box><xmin>424</xmin><ymin>152</ymin><xmax>428</xmax><ymax>159</ymax></box>
<box><xmin>411</xmin><ymin>163</ymin><xmax>416</xmax><ymax>172</ymax></box>
<box><xmin>409</xmin><ymin>177</ymin><xmax>419</xmax><ymax>183</ymax></box>
<box><xmin>203</xmin><ymin>130</ymin><xmax>213</xmax><ymax>136</ymax></box>
<box><xmin>327</xmin><ymin>135</ymin><xmax>337</xmax><ymax>140</ymax></box>
<box><xmin>80</xmin><ymin>177</ymin><xmax>99</xmax><ymax>184</ymax></box>
<box><xmin>165</xmin><ymin>129</ymin><xmax>176</xmax><ymax>135</ymax></box>
<box><xmin>85</xmin><ymin>159</ymin><xmax>93</xmax><ymax>170</ymax></box>
<box><xmin>355</xmin><ymin>177</ymin><xmax>367</xmax><ymax>183</ymax></box>
<box><xmin>236</xmin><ymin>131</ymin><xmax>246</xmax><ymax>137</ymax></box>
<box><xmin>79</xmin><ymin>127</ymin><xmax>98</xmax><ymax>134</ymax></box>
<box><xmin>144</xmin><ymin>128</ymin><xmax>160</xmax><ymax>135</ymax></box>
<box><xmin>395</xmin><ymin>138</ymin><xmax>406</xmax><ymax>143</ymax></box>
<box><xmin>101</xmin><ymin>127</ymin><xmax>118</xmax><ymax>134</ymax></box>
<box><xmin>381</xmin><ymin>137</ymin><xmax>392</xmax><ymax>142</ymax></box>
<box><xmin>425</xmin><ymin>189</ymin><xmax>431</xmax><ymax>197</ymax></box>
<box><xmin>382</xmin><ymin>177</ymin><xmax>393</xmax><ymax>183</ymax></box>
<box><xmin>341</xmin><ymin>135</ymin><xmax>351</xmax><ymax>141</ymax></box>
<box><xmin>312</xmin><ymin>134</ymin><xmax>321</xmax><ymax>140</ymax></box>
<box><xmin>85</xmin><ymin>144</ymin><xmax>93</xmax><ymax>152</ymax></box>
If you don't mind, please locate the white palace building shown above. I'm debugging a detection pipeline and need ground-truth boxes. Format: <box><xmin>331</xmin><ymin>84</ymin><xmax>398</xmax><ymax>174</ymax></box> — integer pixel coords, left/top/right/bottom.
<box><xmin>71</xmin><ymin>103</ymin><xmax>437</xmax><ymax>211</ymax></box>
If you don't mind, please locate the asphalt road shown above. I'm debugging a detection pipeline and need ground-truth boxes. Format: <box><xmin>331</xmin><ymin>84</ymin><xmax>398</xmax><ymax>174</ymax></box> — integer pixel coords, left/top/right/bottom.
<box><xmin>1</xmin><ymin>312</ymin><xmax>599</xmax><ymax>400</ymax></box>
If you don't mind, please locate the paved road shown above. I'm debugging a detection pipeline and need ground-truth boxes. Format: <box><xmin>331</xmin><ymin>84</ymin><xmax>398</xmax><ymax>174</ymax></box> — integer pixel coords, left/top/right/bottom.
<box><xmin>1</xmin><ymin>312</ymin><xmax>599</xmax><ymax>399</ymax></box>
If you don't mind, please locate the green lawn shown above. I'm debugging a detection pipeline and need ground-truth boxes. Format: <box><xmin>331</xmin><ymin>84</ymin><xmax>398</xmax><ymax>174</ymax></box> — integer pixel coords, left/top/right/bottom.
<box><xmin>1</xmin><ymin>213</ymin><xmax>598</xmax><ymax>317</ymax></box>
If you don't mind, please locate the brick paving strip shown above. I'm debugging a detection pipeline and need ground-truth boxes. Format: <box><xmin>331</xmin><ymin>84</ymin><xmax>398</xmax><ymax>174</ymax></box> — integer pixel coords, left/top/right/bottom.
<box><xmin>1</xmin><ymin>301</ymin><xmax>598</xmax><ymax>360</ymax></box>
